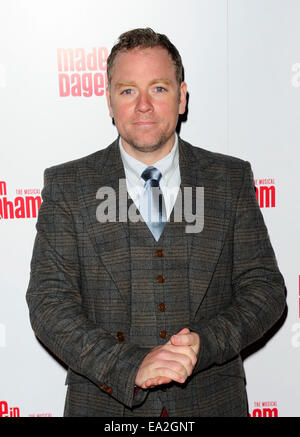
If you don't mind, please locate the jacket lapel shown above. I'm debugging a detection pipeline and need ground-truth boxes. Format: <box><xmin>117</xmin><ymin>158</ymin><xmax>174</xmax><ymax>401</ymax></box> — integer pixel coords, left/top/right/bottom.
<box><xmin>77</xmin><ymin>139</ymin><xmax>131</xmax><ymax>316</ymax></box>
<box><xmin>178</xmin><ymin>139</ymin><xmax>231</xmax><ymax>321</ymax></box>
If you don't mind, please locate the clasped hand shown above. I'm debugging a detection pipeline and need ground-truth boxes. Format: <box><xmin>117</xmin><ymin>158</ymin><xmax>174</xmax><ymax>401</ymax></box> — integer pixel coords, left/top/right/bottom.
<box><xmin>135</xmin><ymin>328</ymin><xmax>200</xmax><ymax>389</ymax></box>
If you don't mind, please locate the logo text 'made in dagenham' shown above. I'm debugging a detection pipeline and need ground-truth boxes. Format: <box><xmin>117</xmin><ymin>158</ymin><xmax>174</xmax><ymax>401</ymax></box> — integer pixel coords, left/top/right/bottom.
<box><xmin>0</xmin><ymin>401</ymin><xmax>20</xmax><ymax>417</ymax></box>
<box><xmin>0</xmin><ymin>181</ymin><xmax>41</xmax><ymax>219</ymax></box>
<box><xmin>57</xmin><ymin>47</ymin><xmax>108</xmax><ymax>97</ymax></box>
<box><xmin>255</xmin><ymin>178</ymin><xmax>276</xmax><ymax>208</ymax></box>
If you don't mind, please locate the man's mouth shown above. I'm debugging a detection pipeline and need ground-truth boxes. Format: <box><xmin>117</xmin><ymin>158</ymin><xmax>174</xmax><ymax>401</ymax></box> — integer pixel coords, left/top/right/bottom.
<box><xmin>133</xmin><ymin>121</ymin><xmax>157</xmax><ymax>126</ymax></box>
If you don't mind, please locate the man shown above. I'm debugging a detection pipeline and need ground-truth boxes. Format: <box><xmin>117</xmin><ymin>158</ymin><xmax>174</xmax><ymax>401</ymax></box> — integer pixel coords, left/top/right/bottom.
<box><xmin>26</xmin><ymin>28</ymin><xmax>286</xmax><ymax>417</ymax></box>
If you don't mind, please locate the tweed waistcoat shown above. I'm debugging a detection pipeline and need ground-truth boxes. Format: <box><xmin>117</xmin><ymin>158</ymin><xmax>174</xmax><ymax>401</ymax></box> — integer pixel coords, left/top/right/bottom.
<box><xmin>125</xmin><ymin>199</ymin><xmax>201</xmax><ymax>416</ymax></box>
<box><xmin>128</xmin><ymin>198</ymin><xmax>191</xmax><ymax>349</ymax></box>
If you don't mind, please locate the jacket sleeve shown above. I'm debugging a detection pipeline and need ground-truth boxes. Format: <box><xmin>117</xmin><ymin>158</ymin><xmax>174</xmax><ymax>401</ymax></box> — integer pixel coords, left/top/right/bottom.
<box><xmin>189</xmin><ymin>161</ymin><xmax>286</xmax><ymax>373</ymax></box>
<box><xmin>26</xmin><ymin>167</ymin><xmax>149</xmax><ymax>408</ymax></box>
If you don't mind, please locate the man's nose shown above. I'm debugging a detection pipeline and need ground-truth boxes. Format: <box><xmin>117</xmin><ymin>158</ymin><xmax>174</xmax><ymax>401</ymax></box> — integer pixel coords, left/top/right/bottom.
<box><xmin>136</xmin><ymin>91</ymin><xmax>153</xmax><ymax>112</ymax></box>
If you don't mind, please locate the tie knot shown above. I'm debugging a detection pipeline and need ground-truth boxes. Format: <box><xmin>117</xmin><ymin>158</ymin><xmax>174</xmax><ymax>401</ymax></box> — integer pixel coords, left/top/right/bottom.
<box><xmin>141</xmin><ymin>166</ymin><xmax>162</xmax><ymax>185</ymax></box>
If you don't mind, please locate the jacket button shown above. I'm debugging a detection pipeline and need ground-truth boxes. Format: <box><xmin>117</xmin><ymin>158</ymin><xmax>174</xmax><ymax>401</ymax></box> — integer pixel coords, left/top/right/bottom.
<box><xmin>158</xmin><ymin>303</ymin><xmax>167</xmax><ymax>312</ymax></box>
<box><xmin>156</xmin><ymin>249</ymin><xmax>164</xmax><ymax>257</ymax></box>
<box><xmin>157</xmin><ymin>274</ymin><xmax>165</xmax><ymax>283</ymax></box>
<box><xmin>160</xmin><ymin>330</ymin><xmax>168</xmax><ymax>339</ymax></box>
<box><xmin>116</xmin><ymin>331</ymin><xmax>125</xmax><ymax>342</ymax></box>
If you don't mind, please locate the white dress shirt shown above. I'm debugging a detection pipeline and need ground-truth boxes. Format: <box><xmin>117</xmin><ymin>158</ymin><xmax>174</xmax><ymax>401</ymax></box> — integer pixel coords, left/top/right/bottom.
<box><xmin>119</xmin><ymin>134</ymin><xmax>181</xmax><ymax>221</ymax></box>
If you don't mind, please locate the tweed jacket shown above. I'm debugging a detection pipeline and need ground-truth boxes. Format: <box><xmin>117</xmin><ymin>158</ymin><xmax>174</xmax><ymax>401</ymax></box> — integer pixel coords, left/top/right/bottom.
<box><xmin>26</xmin><ymin>137</ymin><xmax>286</xmax><ymax>417</ymax></box>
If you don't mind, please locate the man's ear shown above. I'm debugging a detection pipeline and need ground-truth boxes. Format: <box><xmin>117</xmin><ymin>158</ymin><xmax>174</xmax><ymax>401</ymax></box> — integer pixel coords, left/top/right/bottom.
<box><xmin>106</xmin><ymin>87</ymin><xmax>114</xmax><ymax>118</ymax></box>
<box><xmin>178</xmin><ymin>82</ymin><xmax>187</xmax><ymax>115</ymax></box>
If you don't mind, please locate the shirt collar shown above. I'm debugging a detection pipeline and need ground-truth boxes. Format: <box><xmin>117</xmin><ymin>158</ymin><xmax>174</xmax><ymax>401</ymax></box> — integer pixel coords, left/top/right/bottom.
<box><xmin>119</xmin><ymin>133</ymin><xmax>179</xmax><ymax>184</ymax></box>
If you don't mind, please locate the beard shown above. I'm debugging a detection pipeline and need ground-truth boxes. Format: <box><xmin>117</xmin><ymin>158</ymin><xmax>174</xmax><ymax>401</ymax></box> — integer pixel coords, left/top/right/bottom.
<box><xmin>120</xmin><ymin>129</ymin><xmax>175</xmax><ymax>154</ymax></box>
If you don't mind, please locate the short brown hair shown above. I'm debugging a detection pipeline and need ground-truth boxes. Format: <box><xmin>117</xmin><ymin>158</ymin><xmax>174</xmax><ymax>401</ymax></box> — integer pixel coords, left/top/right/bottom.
<box><xmin>107</xmin><ymin>28</ymin><xmax>183</xmax><ymax>86</ymax></box>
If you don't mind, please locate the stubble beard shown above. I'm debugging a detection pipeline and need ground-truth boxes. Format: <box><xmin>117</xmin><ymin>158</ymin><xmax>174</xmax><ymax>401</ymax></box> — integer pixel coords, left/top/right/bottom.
<box><xmin>121</xmin><ymin>130</ymin><xmax>175</xmax><ymax>154</ymax></box>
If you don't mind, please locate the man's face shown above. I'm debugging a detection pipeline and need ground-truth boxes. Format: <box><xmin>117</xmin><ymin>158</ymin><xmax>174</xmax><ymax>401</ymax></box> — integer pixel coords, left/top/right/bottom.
<box><xmin>106</xmin><ymin>46</ymin><xmax>187</xmax><ymax>160</ymax></box>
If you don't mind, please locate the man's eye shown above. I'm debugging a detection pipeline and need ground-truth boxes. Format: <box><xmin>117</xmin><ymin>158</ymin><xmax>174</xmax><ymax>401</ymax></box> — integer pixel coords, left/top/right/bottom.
<box><xmin>121</xmin><ymin>89</ymin><xmax>132</xmax><ymax>95</ymax></box>
<box><xmin>155</xmin><ymin>87</ymin><xmax>166</xmax><ymax>92</ymax></box>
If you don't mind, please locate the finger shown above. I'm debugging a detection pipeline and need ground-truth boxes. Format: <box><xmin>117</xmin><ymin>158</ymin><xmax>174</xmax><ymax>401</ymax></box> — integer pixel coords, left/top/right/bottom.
<box><xmin>175</xmin><ymin>327</ymin><xmax>190</xmax><ymax>335</ymax></box>
<box><xmin>157</xmin><ymin>345</ymin><xmax>197</xmax><ymax>370</ymax></box>
<box><xmin>171</xmin><ymin>333</ymin><xmax>199</xmax><ymax>355</ymax></box>
<box><xmin>171</xmin><ymin>333</ymin><xmax>193</xmax><ymax>346</ymax></box>
<box><xmin>144</xmin><ymin>366</ymin><xmax>186</xmax><ymax>385</ymax></box>
<box><xmin>142</xmin><ymin>376</ymin><xmax>171</xmax><ymax>388</ymax></box>
<box><xmin>169</xmin><ymin>344</ymin><xmax>197</xmax><ymax>363</ymax></box>
<box><xmin>160</xmin><ymin>346</ymin><xmax>197</xmax><ymax>368</ymax></box>
<box><xmin>170</xmin><ymin>335</ymin><xmax>199</xmax><ymax>359</ymax></box>
<box><xmin>156</xmin><ymin>357</ymin><xmax>193</xmax><ymax>378</ymax></box>
<box><xmin>165</xmin><ymin>328</ymin><xmax>190</xmax><ymax>346</ymax></box>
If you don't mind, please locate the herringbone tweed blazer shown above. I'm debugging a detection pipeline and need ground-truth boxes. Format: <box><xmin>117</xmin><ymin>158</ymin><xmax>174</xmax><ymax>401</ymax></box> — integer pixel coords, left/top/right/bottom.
<box><xmin>26</xmin><ymin>137</ymin><xmax>286</xmax><ymax>417</ymax></box>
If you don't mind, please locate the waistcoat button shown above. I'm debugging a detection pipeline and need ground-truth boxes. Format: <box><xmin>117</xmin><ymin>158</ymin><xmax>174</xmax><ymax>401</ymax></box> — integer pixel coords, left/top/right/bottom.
<box><xmin>157</xmin><ymin>274</ymin><xmax>165</xmax><ymax>283</ymax></box>
<box><xmin>158</xmin><ymin>303</ymin><xmax>167</xmax><ymax>312</ymax></box>
<box><xmin>160</xmin><ymin>330</ymin><xmax>168</xmax><ymax>339</ymax></box>
<box><xmin>116</xmin><ymin>331</ymin><xmax>125</xmax><ymax>342</ymax></box>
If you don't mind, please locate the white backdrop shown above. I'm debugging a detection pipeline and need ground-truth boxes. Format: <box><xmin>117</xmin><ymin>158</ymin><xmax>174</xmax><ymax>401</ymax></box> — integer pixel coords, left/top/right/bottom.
<box><xmin>0</xmin><ymin>0</ymin><xmax>299</xmax><ymax>417</ymax></box>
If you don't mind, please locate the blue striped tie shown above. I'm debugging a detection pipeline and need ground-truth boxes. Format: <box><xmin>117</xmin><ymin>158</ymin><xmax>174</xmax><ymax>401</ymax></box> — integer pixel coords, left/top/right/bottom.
<box><xmin>140</xmin><ymin>166</ymin><xmax>167</xmax><ymax>241</ymax></box>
